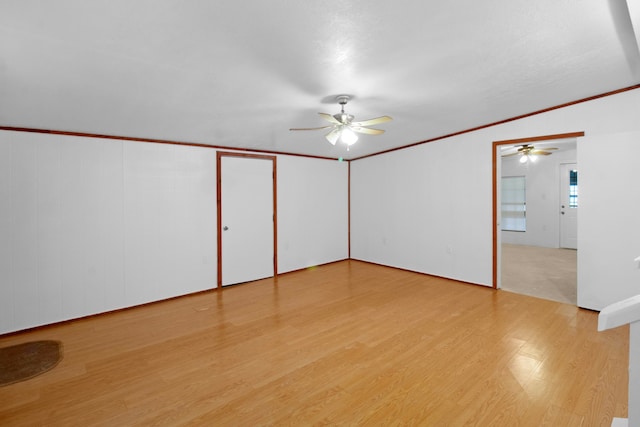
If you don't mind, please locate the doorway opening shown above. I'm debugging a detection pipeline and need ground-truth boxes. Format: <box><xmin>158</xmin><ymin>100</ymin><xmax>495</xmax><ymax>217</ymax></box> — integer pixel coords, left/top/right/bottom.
<box><xmin>493</xmin><ymin>132</ymin><xmax>582</xmax><ymax>304</ymax></box>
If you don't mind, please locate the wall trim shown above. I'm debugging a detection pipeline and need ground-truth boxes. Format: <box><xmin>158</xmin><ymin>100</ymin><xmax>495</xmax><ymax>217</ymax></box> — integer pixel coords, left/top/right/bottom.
<box><xmin>491</xmin><ymin>131</ymin><xmax>585</xmax><ymax>289</ymax></box>
<box><xmin>348</xmin><ymin>161</ymin><xmax>351</xmax><ymax>259</ymax></box>
<box><xmin>2</xmin><ymin>85</ymin><xmax>638</xmax><ymax>164</ymax></box>
<box><xmin>0</xmin><ymin>258</ymin><xmax>349</xmax><ymax>337</ymax></box>
<box><xmin>349</xmin><ymin>258</ymin><xmax>493</xmax><ymax>289</ymax></box>
<box><xmin>216</xmin><ymin>151</ymin><xmax>278</xmax><ymax>287</ymax></box>
<box><xmin>0</xmin><ymin>126</ymin><xmax>342</xmax><ymax>162</ymax></box>
<box><xmin>350</xmin><ymin>84</ymin><xmax>640</xmax><ymax>161</ymax></box>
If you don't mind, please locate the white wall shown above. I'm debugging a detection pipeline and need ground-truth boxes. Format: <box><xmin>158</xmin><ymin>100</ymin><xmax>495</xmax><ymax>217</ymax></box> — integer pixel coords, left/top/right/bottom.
<box><xmin>2</xmin><ymin>90</ymin><xmax>638</xmax><ymax>333</ymax></box>
<box><xmin>122</xmin><ymin>142</ymin><xmax>218</xmax><ymax>307</ymax></box>
<box><xmin>277</xmin><ymin>156</ymin><xmax>349</xmax><ymax>273</ymax></box>
<box><xmin>351</xmin><ymin>138</ymin><xmax>491</xmax><ymax>285</ymax></box>
<box><xmin>351</xmin><ymin>87</ymin><xmax>640</xmax><ymax>310</ymax></box>
<box><xmin>578</xmin><ymin>131</ymin><xmax>640</xmax><ymax>309</ymax></box>
<box><xmin>501</xmin><ymin>146</ymin><xmax>576</xmax><ymax>248</ymax></box>
<box><xmin>0</xmin><ymin>131</ymin><xmax>348</xmax><ymax>334</ymax></box>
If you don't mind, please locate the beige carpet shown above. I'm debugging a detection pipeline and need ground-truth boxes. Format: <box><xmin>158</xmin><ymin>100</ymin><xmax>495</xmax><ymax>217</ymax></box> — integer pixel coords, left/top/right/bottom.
<box><xmin>501</xmin><ymin>243</ymin><xmax>577</xmax><ymax>305</ymax></box>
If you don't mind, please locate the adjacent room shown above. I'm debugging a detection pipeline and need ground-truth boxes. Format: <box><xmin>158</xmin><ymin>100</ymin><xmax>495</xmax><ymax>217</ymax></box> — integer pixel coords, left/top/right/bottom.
<box><xmin>500</xmin><ymin>138</ymin><xmax>578</xmax><ymax>305</ymax></box>
<box><xmin>2</xmin><ymin>1</ymin><xmax>640</xmax><ymax>425</ymax></box>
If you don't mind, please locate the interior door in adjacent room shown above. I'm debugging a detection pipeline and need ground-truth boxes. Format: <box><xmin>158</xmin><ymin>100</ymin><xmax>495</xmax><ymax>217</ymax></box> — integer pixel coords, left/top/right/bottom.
<box><xmin>560</xmin><ymin>162</ymin><xmax>578</xmax><ymax>249</ymax></box>
<box><xmin>218</xmin><ymin>153</ymin><xmax>276</xmax><ymax>287</ymax></box>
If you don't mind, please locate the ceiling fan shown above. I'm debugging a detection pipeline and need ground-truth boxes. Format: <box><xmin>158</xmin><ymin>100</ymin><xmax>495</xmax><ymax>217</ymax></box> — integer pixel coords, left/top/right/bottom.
<box><xmin>502</xmin><ymin>144</ymin><xmax>558</xmax><ymax>163</ymax></box>
<box><xmin>289</xmin><ymin>95</ymin><xmax>392</xmax><ymax>149</ymax></box>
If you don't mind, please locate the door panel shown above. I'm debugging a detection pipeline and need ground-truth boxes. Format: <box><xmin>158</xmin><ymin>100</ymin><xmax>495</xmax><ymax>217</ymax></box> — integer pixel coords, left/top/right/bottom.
<box><xmin>560</xmin><ymin>163</ymin><xmax>577</xmax><ymax>249</ymax></box>
<box><xmin>220</xmin><ymin>155</ymin><xmax>275</xmax><ymax>286</ymax></box>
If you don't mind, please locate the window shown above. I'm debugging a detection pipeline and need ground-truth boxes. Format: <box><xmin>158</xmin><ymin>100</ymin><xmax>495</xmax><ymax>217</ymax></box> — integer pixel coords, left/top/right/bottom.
<box><xmin>501</xmin><ymin>176</ymin><xmax>526</xmax><ymax>232</ymax></box>
<box><xmin>569</xmin><ymin>169</ymin><xmax>578</xmax><ymax>208</ymax></box>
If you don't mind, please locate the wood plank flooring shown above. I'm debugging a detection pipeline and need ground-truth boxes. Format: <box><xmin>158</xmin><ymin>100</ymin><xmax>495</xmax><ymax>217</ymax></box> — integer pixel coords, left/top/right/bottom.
<box><xmin>0</xmin><ymin>260</ymin><xmax>628</xmax><ymax>426</ymax></box>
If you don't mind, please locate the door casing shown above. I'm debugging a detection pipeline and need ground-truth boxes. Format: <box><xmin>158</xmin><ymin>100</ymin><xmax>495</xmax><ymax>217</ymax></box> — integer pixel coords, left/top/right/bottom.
<box><xmin>492</xmin><ymin>132</ymin><xmax>584</xmax><ymax>289</ymax></box>
<box><xmin>216</xmin><ymin>152</ymin><xmax>277</xmax><ymax>287</ymax></box>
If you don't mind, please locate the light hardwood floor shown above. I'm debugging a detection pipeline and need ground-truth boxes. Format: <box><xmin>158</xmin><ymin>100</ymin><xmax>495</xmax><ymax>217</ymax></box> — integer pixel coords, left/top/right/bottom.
<box><xmin>0</xmin><ymin>260</ymin><xmax>628</xmax><ymax>426</ymax></box>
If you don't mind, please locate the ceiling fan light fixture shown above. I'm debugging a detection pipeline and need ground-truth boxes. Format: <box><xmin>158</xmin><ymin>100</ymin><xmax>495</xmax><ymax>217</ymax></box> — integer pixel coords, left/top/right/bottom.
<box><xmin>519</xmin><ymin>153</ymin><xmax>538</xmax><ymax>163</ymax></box>
<box><xmin>340</xmin><ymin>127</ymin><xmax>358</xmax><ymax>145</ymax></box>
<box><xmin>502</xmin><ymin>144</ymin><xmax>558</xmax><ymax>161</ymax></box>
<box><xmin>290</xmin><ymin>94</ymin><xmax>391</xmax><ymax>151</ymax></box>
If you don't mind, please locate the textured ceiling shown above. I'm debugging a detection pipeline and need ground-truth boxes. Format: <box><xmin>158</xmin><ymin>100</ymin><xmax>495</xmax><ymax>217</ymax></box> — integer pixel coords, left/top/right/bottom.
<box><xmin>1</xmin><ymin>0</ymin><xmax>639</xmax><ymax>160</ymax></box>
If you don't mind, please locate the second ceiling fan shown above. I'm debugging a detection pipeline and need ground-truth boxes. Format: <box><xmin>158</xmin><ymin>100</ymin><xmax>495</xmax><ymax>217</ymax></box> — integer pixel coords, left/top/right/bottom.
<box><xmin>502</xmin><ymin>144</ymin><xmax>558</xmax><ymax>163</ymax></box>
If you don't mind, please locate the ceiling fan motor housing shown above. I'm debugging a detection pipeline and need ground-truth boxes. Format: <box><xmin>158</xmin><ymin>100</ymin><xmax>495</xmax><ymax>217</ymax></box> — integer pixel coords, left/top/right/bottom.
<box><xmin>335</xmin><ymin>95</ymin><xmax>354</xmax><ymax>124</ymax></box>
<box><xmin>334</xmin><ymin>113</ymin><xmax>354</xmax><ymax>124</ymax></box>
<box><xmin>288</xmin><ymin>93</ymin><xmax>391</xmax><ymax>146</ymax></box>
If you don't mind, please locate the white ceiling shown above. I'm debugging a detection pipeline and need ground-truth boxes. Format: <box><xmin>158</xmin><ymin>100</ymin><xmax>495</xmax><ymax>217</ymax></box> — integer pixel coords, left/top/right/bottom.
<box><xmin>2</xmin><ymin>0</ymin><xmax>640</xmax><ymax>160</ymax></box>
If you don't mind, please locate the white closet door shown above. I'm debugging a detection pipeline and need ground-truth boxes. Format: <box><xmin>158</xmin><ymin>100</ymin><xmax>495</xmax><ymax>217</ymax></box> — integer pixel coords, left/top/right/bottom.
<box><xmin>220</xmin><ymin>156</ymin><xmax>274</xmax><ymax>286</ymax></box>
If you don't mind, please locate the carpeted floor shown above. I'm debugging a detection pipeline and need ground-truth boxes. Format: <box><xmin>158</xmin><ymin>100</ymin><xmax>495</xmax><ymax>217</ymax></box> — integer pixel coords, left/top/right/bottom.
<box><xmin>0</xmin><ymin>340</ymin><xmax>63</xmax><ymax>386</ymax></box>
<box><xmin>501</xmin><ymin>243</ymin><xmax>577</xmax><ymax>305</ymax></box>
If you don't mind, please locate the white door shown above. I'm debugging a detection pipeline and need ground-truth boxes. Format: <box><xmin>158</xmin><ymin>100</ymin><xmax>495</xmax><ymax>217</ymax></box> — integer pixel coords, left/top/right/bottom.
<box><xmin>220</xmin><ymin>155</ymin><xmax>275</xmax><ymax>286</ymax></box>
<box><xmin>560</xmin><ymin>163</ymin><xmax>578</xmax><ymax>249</ymax></box>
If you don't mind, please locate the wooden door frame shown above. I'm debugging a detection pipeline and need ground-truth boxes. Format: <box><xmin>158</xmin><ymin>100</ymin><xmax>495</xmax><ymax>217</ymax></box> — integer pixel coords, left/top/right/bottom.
<box><xmin>491</xmin><ymin>131</ymin><xmax>584</xmax><ymax>289</ymax></box>
<box><xmin>217</xmin><ymin>151</ymin><xmax>277</xmax><ymax>288</ymax></box>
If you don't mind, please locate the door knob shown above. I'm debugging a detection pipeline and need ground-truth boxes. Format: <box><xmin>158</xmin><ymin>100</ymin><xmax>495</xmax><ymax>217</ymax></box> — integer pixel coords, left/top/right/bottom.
<box><xmin>223</xmin><ymin>226</ymin><xmax>229</xmax><ymax>231</ymax></box>
<box><xmin>561</xmin><ymin>212</ymin><xmax>565</xmax><ymax>215</ymax></box>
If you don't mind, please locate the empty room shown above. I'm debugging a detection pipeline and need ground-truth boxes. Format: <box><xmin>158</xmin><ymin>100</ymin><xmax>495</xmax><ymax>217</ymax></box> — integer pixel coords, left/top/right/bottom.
<box><xmin>2</xmin><ymin>1</ymin><xmax>640</xmax><ymax>426</ymax></box>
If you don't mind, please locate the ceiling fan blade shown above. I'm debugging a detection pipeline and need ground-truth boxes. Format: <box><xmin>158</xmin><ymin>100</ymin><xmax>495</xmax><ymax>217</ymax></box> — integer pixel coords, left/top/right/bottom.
<box><xmin>530</xmin><ymin>150</ymin><xmax>552</xmax><ymax>155</ymax></box>
<box><xmin>351</xmin><ymin>116</ymin><xmax>392</xmax><ymax>127</ymax></box>
<box><xmin>501</xmin><ymin>152</ymin><xmax>521</xmax><ymax>157</ymax></box>
<box><xmin>325</xmin><ymin>128</ymin><xmax>340</xmax><ymax>145</ymax></box>
<box><xmin>518</xmin><ymin>145</ymin><xmax>557</xmax><ymax>151</ymax></box>
<box><xmin>319</xmin><ymin>113</ymin><xmax>342</xmax><ymax>125</ymax></box>
<box><xmin>289</xmin><ymin>125</ymin><xmax>332</xmax><ymax>131</ymax></box>
<box><xmin>351</xmin><ymin>126</ymin><xmax>385</xmax><ymax>135</ymax></box>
